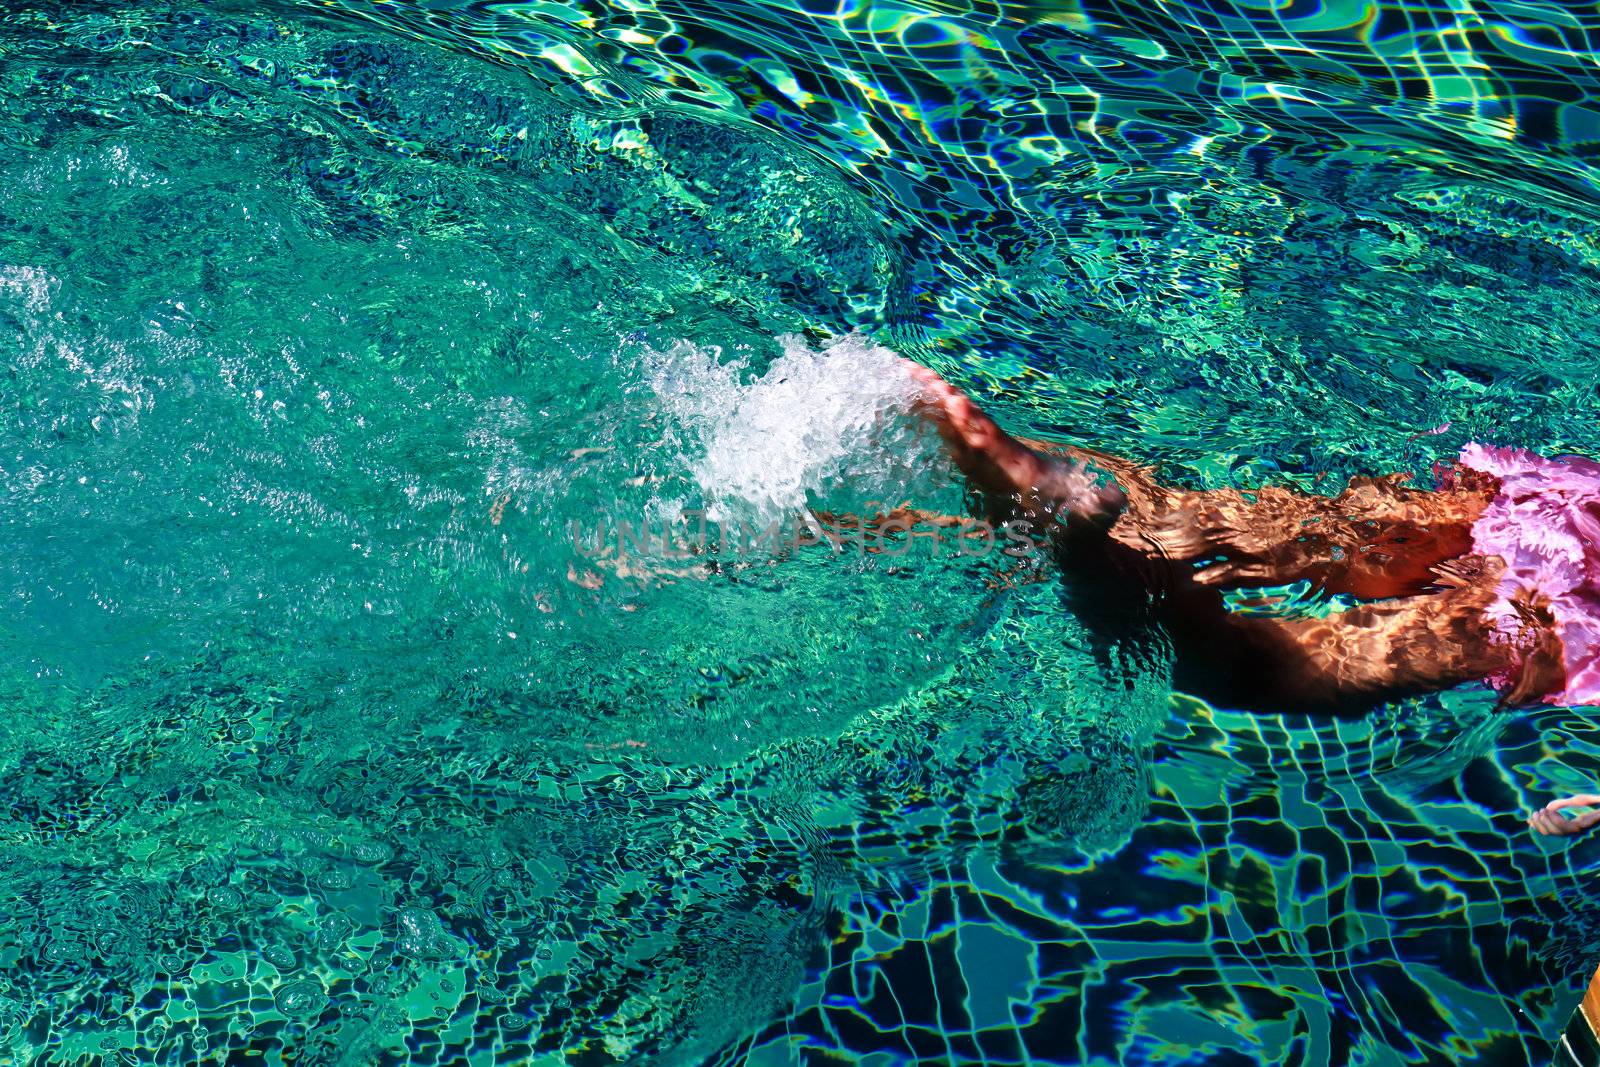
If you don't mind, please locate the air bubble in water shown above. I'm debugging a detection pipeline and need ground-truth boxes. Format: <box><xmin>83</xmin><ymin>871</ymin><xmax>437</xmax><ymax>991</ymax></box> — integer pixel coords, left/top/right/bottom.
<box><xmin>274</xmin><ymin>979</ymin><xmax>329</xmax><ymax>1016</ymax></box>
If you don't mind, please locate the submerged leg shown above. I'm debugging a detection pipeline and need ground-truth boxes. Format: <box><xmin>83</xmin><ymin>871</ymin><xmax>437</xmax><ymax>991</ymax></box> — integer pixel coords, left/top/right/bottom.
<box><xmin>1164</xmin><ymin>555</ymin><xmax>1498</xmax><ymax>710</ymax></box>
<box><xmin>1102</xmin><ymin>474</ymin><xmax>1496</xmax><ymax>601</ymax></box>
<box><xmin>907</xmin><ymin>363</ymin><xmax>1497</xmax><ymax>600</ymax></box>
<box><xmin>903</xmin><ymin>361</ymin><xmax>1552</xmax><ymax>709</ymax></box>
<box><xmin>907</xmin><ymin>364</ymin><xmax>1126</xmax><ymax>525</ymax></box>
<box><xmin>1157</xmin><ymin>551</ymin><xmax>1569</xmax><ymax>711</ymax></box>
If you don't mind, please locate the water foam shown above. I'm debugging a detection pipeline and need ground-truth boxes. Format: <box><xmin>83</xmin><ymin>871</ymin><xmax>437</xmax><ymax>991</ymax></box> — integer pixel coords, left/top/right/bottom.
<box><xmin>645</xmin><ymin>334</ymin><xmax>941</xmax><ymax>526</ymax></box>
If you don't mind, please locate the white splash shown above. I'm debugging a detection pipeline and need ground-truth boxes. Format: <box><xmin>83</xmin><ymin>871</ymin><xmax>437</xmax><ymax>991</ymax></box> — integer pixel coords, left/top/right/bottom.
<box><xmin>646</xmin><ymin>333</ymin><xmax>940</xmax><ymax>525</ymax></box>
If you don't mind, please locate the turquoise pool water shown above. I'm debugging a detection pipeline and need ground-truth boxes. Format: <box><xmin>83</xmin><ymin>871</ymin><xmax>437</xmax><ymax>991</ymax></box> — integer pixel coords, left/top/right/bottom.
<box><xmin>3</xmin><ymin>0</ymin><xmax>1600</xmax><ymax>1063</ymax></box>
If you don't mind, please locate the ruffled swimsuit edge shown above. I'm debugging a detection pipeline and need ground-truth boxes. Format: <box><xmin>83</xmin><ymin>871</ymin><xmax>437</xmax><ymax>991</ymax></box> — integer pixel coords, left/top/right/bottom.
<box><xmin>1460</xmin><ymin>442</ymin><xmax>1600</xmax><ymax>706</ymax></box>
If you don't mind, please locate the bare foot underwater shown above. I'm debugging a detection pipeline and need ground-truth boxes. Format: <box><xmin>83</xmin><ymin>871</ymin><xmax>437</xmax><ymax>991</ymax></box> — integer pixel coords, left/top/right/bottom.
<box><xmin>904</xmin><ymin>360</ymin><xmax>1598</xmax><ymax>715</ymax></box>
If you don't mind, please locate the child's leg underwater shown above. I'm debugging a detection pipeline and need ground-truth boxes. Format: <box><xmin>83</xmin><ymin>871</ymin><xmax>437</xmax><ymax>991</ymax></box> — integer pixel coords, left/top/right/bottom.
<box><xmin>905</xmin><ymin>361</ymin><xmax>1559</xmax><ymax>709</ymax></box>
<box><xmin>1156</xmin><ymin>555</ymin><xmax>1526</xmax><ymax>712</ymax></box>
<box><xmin>909</xmin><ymin>362</ymin><xmax>1492</xmax><ymax>597</ymax></box>
<box><xmin>906</xmin><ymin>363</ymin><xmax>1127</xmax><ymax>526</ymax></box>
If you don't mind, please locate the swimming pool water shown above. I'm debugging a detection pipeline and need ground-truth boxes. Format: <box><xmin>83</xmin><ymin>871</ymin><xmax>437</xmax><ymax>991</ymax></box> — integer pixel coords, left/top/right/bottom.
<box><xmin>2</xmin><ymin>1</ymin><xmax>1599</xmax><ymax>1063</ymax></box>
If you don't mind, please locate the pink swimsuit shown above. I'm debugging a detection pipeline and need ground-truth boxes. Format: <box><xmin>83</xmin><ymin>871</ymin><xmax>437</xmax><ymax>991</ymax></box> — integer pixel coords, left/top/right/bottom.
<box><xmin>1458</xmin><ymin>443</ymin><xmax>1600</xmax><ymax>705</ymax></box>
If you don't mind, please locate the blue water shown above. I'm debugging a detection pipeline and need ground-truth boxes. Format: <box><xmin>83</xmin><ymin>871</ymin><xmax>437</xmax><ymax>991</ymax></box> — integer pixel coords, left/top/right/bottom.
<box><xmin>2</xmin><ymin>1</ymin><xmax>1600</xmax><ymax>1063</ymax></box>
